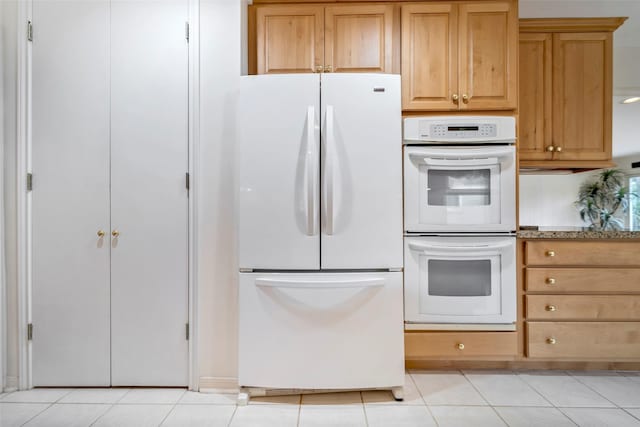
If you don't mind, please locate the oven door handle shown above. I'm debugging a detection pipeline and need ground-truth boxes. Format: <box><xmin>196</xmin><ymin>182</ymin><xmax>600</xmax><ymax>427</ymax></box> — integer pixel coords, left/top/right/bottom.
<box><xmin>408</xmin><ymin>146</ymin><xmax>514</xmax><ymax>160</ymax></box>
<box><xmin>408</xmin><ymin>241</ymin><xmax>513</xmax><ymax>252</ymax></box>
<box><xmin>421</xmin><ymin>157</ymin><xmax>498</xmax><ymax>167</ymax></box>
<box><xmin>255</xmin><ymin>278</ymin><xmax>385</xmax><ymax>289</ymax></box>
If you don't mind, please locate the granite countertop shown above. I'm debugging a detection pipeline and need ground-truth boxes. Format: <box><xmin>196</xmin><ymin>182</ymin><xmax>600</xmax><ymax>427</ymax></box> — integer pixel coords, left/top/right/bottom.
<box><xmin>517</xmin><ymin>226</ymin><xmax>640</xmax><ymax>239</ymax></box>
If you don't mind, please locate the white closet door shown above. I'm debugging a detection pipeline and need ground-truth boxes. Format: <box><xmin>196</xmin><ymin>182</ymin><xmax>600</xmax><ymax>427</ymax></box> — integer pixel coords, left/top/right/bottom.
<box><xmin>110</xmin><ymin>0</ymin><xmax>189</xmax><ymax>386</ymax></box>
<box><xmin>32</xmin><ymin>0</ymin><xmax>111</xmax><ymax>386</ymax></box>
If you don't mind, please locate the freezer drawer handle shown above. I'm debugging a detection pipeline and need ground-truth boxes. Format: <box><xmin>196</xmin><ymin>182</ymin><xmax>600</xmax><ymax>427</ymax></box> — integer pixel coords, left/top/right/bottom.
<box><xmin>304</xmin><ymin>105</ymin><xmax>318</xmax><ymax>236</ymax></box>
<box><xmin>255</xmin><ymin>278</ymin><xmax>385</xmax><ymax>289</ymax></box>
<box><xmin>408</xmin><ymin>241</ymin><xmax>513</xmax><ymax>253</ymax></box>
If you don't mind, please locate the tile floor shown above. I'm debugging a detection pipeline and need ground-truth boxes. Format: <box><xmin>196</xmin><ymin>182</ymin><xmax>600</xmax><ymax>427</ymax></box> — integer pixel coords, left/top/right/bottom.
<box><xmin>2</xmin><ymin>370</ymin><xmax>640</xmax><ymax>426</ymax></box>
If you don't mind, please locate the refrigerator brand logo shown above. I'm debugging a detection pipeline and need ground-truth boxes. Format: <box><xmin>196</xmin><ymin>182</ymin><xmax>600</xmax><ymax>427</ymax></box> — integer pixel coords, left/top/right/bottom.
<box><xmin>373</xmin><ymin>87</ymin><xmax>385</xmax><ymax>92</ymax></box>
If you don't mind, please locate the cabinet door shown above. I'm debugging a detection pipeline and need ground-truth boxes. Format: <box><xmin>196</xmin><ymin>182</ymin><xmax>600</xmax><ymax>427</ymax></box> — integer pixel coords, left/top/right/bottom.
<box><xmin>401</xmin><ymin>3</ymin><xmax>458</xmax><ymax>110</ymax></box>
<box><xmin>256</xmin><ymin>5</ymin><xmax>324</xmax><ymax>74</ymax></box>
<box><xmin>519</xmin><ymin>33</ymin><xmax>553</xmax><ymax>161</ymax></box>
<box><xmin>458</xmin><ymin>2</ymin><xmax>517</xmax><ymax>110</ymax></box>
<box><xmin>32</xmin><ymin>0</ymin><xmax>111</xmax><ymax>387</ymax></box>
<box><xmin>110</xmin><ymin>0</ymin><xmax>189</xmax><ymax>386</ymax></box>
<box><xmin>324</xmin><ymin>4</ymin><xmax>394</xmax><ymax>73</ymax></box>
<box><xmin>552</xmin><ymin>33</ymin><xmax>612</xmax><ymax>161</ymax></box>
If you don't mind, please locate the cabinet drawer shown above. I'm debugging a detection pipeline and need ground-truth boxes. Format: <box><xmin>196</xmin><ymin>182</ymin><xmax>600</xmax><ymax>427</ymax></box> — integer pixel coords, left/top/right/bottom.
<box><xmin>405</xmin><ymin>331</ymin><xmax>517</xmax><ymax>358</ymax></box>
<box><xmin>525</xmin><ymin>241</ymin><xmax>640</xmax><ymax>266</ymax></box>
<box><xmin>527</xmin><ymin>322</ymin><xmax>640</xmax><ymax>359</ymax></box>
<box><xmin>527</xmin><ymin>295</ymin><xmax>640</xmax><ymax>320</ymax></box>
<box><xmin>526</xmin><ymin>268</ymin><xmax>640</xmax><ymax>293</ymax></box>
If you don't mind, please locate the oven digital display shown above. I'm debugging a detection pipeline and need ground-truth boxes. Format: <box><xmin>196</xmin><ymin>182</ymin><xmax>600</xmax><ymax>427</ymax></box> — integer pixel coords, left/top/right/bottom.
<box><xmin>447</xmin><ymin>126</ymin><xmax>479</xmax><ymax>132</ymax></box>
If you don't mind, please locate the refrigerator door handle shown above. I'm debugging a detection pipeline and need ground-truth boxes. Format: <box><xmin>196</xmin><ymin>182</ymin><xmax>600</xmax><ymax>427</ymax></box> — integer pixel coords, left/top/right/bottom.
<box><xmin>324</xmin><ymin>105</ymin><xmax>335</xmax><ymax>235</ymax></box>
<box><xmin>255</xmin><ymin>278</ymin><xmax>385</xmax><ymax>289</ymax></box>
<box><xmin>305</xmin><ymin>105</ymin><xmax>318</xmax><ymax>236</ymax></box>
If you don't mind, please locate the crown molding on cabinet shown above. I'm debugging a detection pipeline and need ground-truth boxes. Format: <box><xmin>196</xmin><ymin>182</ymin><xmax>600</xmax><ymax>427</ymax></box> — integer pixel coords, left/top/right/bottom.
<box><xmin>520</xmin><ymin>17</ymin><xmax>627</xmax><ymax>33</ymax></box>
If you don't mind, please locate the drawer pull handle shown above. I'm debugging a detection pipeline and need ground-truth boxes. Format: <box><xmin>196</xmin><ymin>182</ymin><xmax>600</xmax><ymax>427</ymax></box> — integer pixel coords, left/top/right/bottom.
<box><xmin>545</xmin><ymin>250</ymin><xmax>555</xmax><ymax>257</ymax></box>
<box><xmin>545</xmin><ymin>305</ymin><xmax>557</xmax><ymax>312</ymax></box>
<box><xmin>456</xmin><ymin>343</ymin><xmax>465</xmax><ymax>350</ymax></box>
<box><xmin>546</xmin><ymin>337</ymin><xmax>556</xmax><ymax>345</ymax></box>
<box><xmin>545</xmin><ymin>277</ymin><xmax>556</xmax><ymax>285</ymax></box>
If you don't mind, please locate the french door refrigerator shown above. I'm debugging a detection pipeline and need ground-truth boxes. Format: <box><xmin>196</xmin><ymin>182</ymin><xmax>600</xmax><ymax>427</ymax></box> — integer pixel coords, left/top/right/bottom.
<box><xmin>237</xmin><ymin>74</ymin><xmax>404</xmax><ymax>401</ymax></box>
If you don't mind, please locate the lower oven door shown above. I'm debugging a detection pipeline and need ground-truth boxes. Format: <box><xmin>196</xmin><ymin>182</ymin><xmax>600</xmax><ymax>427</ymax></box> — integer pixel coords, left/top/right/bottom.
<box><xmin>404</xmin><ymin>236</ymin><xmax>516</xmax><ymax>324</ymax></box>
<box><xmin>404</xmin><ymin>146</ymin><xmax>516</xmax><ymax>232</ymax></box>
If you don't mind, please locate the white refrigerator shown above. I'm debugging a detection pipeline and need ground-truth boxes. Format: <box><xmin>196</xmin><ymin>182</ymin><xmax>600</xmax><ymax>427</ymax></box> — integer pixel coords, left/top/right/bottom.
<box><xmin>237</xmin><ymin>73</ymin><xmax>404</xmax><ymax>400</ymax></box>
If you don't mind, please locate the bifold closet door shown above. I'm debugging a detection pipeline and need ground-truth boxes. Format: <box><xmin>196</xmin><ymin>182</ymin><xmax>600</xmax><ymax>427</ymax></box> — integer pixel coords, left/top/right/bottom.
<box><xmin>32</xmin><ymin>1</ymin><xmax>111</xmax><ymax>386</ymax></box>
<box><xmin>110</xmin><ymin>0</ymin><xmax>189</xmax><ymax>386</ymax></box>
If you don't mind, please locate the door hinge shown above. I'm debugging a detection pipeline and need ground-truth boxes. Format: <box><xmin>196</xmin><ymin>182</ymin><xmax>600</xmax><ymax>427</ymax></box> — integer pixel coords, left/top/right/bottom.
<box><xmin>27</xmin><ymin>173</ymin><xmax>33</xmax><ymax>191</ymax></box>
<box><xmin>185</xmin><ymin>22</ymin><xmax>189</xmax><ymax>42</ymax></box>
<box><xmin>186</xmin><ymin>172</ymin><xmax>190</xmax><ymax>190</ymax></box>
<box><xmin>185</xmin><ymin>323</ymin><xmax>189</xmax><ymax>340</ymax></box>
<box><xmin>27</xmin><ymin>21</ymin><xmax>33</xmax><ymax>42</ymax></box>
<box><xmin>27</xmin><ymin>323</ymin><xmax>33</xmax><ymax>340</ymax></box>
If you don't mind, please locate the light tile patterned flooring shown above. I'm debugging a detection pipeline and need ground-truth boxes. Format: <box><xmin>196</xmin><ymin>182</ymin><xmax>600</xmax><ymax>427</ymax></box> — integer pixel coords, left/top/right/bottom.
<box><xmin>2</xmin><ymin>370</ymin><xmax>640</xmax><ymax>426</ymax></box>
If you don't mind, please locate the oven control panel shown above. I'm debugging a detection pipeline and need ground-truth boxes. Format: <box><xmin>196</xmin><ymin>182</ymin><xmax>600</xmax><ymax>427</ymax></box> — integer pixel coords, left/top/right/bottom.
<box><xmin>430</xmin><ymin>123</ymin><xmax>497</xmax><ymax>139</ymax></box>
<box><xmin>403</xmin><ymin>116</ymin><xmax>515</xmax><ymax>144</ymax></box>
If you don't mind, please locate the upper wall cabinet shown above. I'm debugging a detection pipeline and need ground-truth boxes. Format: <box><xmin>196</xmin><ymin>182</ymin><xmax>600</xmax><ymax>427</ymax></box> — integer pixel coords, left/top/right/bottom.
<box><xmin>253</xmin><ymin>4</ymin><xmax>395</xmax><ymax>74</ymax></box>
<box><xmin>401</xmin><ymin>1</ymin><xmax>517</xmax><ymax>111</ymax></box>
<box><xmin>519</xmin><ymin>18</ymin><xmax>627</xmax><ymax>169</ymax></box>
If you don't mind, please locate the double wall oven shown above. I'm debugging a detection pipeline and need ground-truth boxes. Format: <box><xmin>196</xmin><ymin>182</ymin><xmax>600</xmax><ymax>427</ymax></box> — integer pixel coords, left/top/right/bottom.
<box><xmin>403</xmin><ymin>116</ymin><xmax>517</xmax><ymax>330</ymax></box>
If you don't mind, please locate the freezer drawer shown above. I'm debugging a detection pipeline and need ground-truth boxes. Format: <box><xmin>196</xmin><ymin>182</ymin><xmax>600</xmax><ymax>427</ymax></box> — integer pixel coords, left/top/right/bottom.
<box><xmin>239</xmin><ymin>272</ymin><xmax>404</xmax><ymax>390</ymax></box>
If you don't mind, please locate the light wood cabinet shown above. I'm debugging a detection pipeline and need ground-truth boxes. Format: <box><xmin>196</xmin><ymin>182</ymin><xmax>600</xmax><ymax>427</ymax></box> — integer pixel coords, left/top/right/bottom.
<box><xmin>519</xmin><ymin>18</ymin><xmax>626</xmax><ymax>169</ymax></box>
<box><xmin>522</xmin><ymin>239</ymin><xmax>640</xmax><ymax>361</ymax></box>
<box><xmin>253</xmin><ymin>3</ymin><xmax>395</xmax><ymax>74</ymax></box>
<box><xmin>405</xmin><ymin>331</ymin><xmax>517</xmax><ymax>359</ymax></box>
<box><xmin>401</xmin><ymin>1</ymin><xmax>517</xmax><ymax>111</ymax></box>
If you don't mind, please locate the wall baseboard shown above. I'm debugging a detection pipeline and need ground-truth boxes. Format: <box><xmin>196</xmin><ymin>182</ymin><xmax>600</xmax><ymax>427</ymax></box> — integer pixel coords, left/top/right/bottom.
<box><xmin>198</xmin><ymin>376</ymin><xmax>238</xmax><ymax>393</ymax></box>
<box><xmin>4</xmin><ymin>376</ymin><xmax>18</xmax><ymax>392</ymax></box>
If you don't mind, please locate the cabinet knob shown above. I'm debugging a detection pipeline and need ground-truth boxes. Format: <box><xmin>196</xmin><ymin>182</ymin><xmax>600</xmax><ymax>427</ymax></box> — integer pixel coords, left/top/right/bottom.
<box><xmin>324</xmin><ymin>65</ymin><xmax>332</xmax><ymax>73</ymax></box>
<box><xmin>545</xmin><ymin>277</ymin><xmax>556</xmax><ymax>285</ymax></box>
<box><xmin>452</xmin><ymin>94</ymin><xmax>459</xmax><ymax>103</ymax></box>
<box><xmin>456</xmin><ymin>343</ymin><xmax>465</xmax><ymax>350</ymax></box>
<box><xmin>546</xmin><ymin>145</ymin><xmax>555</xmax><ymax>152</ymax></box>
<box><xmin>462</xmin><ymin>94</ymin><xmax>469</xmax><ymax>103</ymax></box>
<box><xmin>545</xmin><ymin>250</ymin><xmax>555</xmax><ymax>257</ymax></box>
<box><xmin>555</xmin><ymin>146</ymin><xmax>563</xmax><ymax>153</ymax></box>
<box><xmin>97</xmin><ymin>230</ymin><xmax>105</xmax><ymax>238</ymax></box>
<box><xmin>545</xmin><ymin>305</ymin><xmax>557</xmax><ymax>312</ymax></box>
<box><xmin>315</xmin><ymin>65</ymin><xmax>323</xmax><ymax>73</ymax></box>
<box><xmin>546</xmin><ymin>337</ymin><xmax>557</xmax><ymax>345</ymax></box>
<box><xmin>112</xmin><ymin>229</ymin><xmax>120</xmax><ymax>238</ymax></box>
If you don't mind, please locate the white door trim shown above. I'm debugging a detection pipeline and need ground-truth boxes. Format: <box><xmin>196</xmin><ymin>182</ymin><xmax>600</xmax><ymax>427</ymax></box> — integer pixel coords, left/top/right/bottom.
<box><xmin>187</xmin><ymin>0</ymin><xmax>200</xmax><ymax>392</ymax></box>
<box><xmin>16</xmin><ymin>0</ymin><xmax>200</xmax><ymax>390</ymax></box>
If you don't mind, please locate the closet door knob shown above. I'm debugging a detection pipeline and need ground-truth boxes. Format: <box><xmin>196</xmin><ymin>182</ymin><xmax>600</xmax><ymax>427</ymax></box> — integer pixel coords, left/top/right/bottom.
<box><xmin>112</xmin><ymin>230</ymin><xmax>120</xmax><ymax>237</ymax></box>
<box><xmin>97</xmin><ymin>230</ymin><xmax>105</xmax><ymax>237</ymax></box>
<box><xmin>452</xmin><ymin>94</ymin><xmax>459</xmax><ymax>103</ymax></box>
<box><xmin>462</xmin><ymin>94</ymin><xmax>469</xmax><ymax>103</ymax></box>
<box><xmin>555</xmin><ymin>146</ymin><xmax>563</xmax><ymax>153</ymax></box>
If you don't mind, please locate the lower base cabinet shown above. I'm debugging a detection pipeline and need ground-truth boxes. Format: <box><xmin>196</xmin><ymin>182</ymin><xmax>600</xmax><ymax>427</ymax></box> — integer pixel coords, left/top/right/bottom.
<box><xmin>405</xmin><ymin>332</ymin><xmax>518</xmax><ymax>359</ymax></box>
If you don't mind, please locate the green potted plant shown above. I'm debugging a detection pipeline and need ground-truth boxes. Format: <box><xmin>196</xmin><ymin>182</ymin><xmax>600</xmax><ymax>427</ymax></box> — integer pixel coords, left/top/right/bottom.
<box><xmin>575</xmin><ymin>169</ymin><xmax>637</xmax><ymax>231</ymax></box>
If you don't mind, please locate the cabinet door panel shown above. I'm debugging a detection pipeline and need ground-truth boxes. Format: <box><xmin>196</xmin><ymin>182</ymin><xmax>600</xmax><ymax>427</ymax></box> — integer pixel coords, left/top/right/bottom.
<box><xmin>459</xmin><ymin>2</ymin><xmax>517</xmax><ymax>110</ymax></box>
<box><xmin>401</xmin><ymin>3</ymin><xmax>458</xmax><ymax>110</ymax></box>
<box><xmin>32</xmin><ymin>0</ymin><xmax>111</xmax><ymax>387</ymax></box>
<box><xmin>519</xmin><ymin>33</ymin><xmax>553</xmax><ymax>160</ymax></box>
<box><xmin>256</xmin><ymin>5</ymin><xmax>324</xmax><ymax>74</ymax></box>
<box><xmin>325</xmin><ymin>5</ymin><xmax>394</xmax><ymax>73</ymax></box>
<box><xmin>552</xmin><ymin>33</ymin><xmax>612</xmax><ymax>160</ymax></box>
<box><xmin>110</xmin><ymin>0</ymin><xmax>189</xmax><ymax>386</ymax></box>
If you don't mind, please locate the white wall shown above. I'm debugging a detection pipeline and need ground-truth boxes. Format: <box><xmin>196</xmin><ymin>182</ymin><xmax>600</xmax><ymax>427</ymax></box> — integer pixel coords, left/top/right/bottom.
<box><xmin>519</xmin><ymin>173</ymin><xmax>595</xmax><ymax>227</ymax></box>
<box><xmin>1</xmin><ymin>0</ymin><xmax>19</xmax><ymax>390</ymax></box>
<box><xmin>197</xmin><ymin>0</ymin><xmax>242</xmax><ymax>387</ymax></box>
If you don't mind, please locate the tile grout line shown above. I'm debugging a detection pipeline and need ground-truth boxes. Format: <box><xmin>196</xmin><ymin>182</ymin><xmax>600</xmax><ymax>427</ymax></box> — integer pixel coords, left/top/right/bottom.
<box><xmin>459</xmin><ymin>369</ymin><xmax>493</xmax><ymax>407</ymax></box>
<box><xmin>226</xmin><ymin>405</ymin><xmax>238</xmax><ymax>427</ymax></box>
<box><xmin>296</xmin><ymin>394</ymin><xmax>302</xmax><ymax>427</ymax></box>
<box><xmin>19</xmin><ymin>402</ymin><xmax>54</xmax><ymax>427</ymax></box>
<box><xmin>407</xmin><ymin>371</ymin><xmax>442</xmax><ymax>426</ymax></box>
<box><xmin>514</xmin><ymin>370</ymin><xmax>571</xmax><ymax>410</ymax></box>
<box><xmin>566</xmin><ymin>370</ymin><xmax>625</xmax><ymax>409</ymax></box>
<box><xmin>88</xmin><ymin>403</ymin><xmax>115</xmax><ymax>427</ymax></box>
<box><xmin>360</xmin><ymin>391</ymin><xmax>369</xmax><ymax>427</ymax></box>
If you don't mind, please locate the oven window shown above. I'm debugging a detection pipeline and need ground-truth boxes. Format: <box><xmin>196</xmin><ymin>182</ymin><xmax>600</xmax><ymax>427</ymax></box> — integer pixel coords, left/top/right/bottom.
<box><xmin>428</xmin><ymin>259</ymin><xmax>492</xmax><ymax>296</ymax></box>
<box><xmin>428</xmin><ymin>169</ymin><xmax>491</xmax><ymax>206</ymax></box>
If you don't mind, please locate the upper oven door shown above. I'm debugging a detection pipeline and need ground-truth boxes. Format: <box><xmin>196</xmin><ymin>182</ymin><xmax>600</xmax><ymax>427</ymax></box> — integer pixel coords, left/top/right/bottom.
<box><xmin>404</xmin><ymin>146</ymin><xmax>516</xmax><ymax>232</ymax></box>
